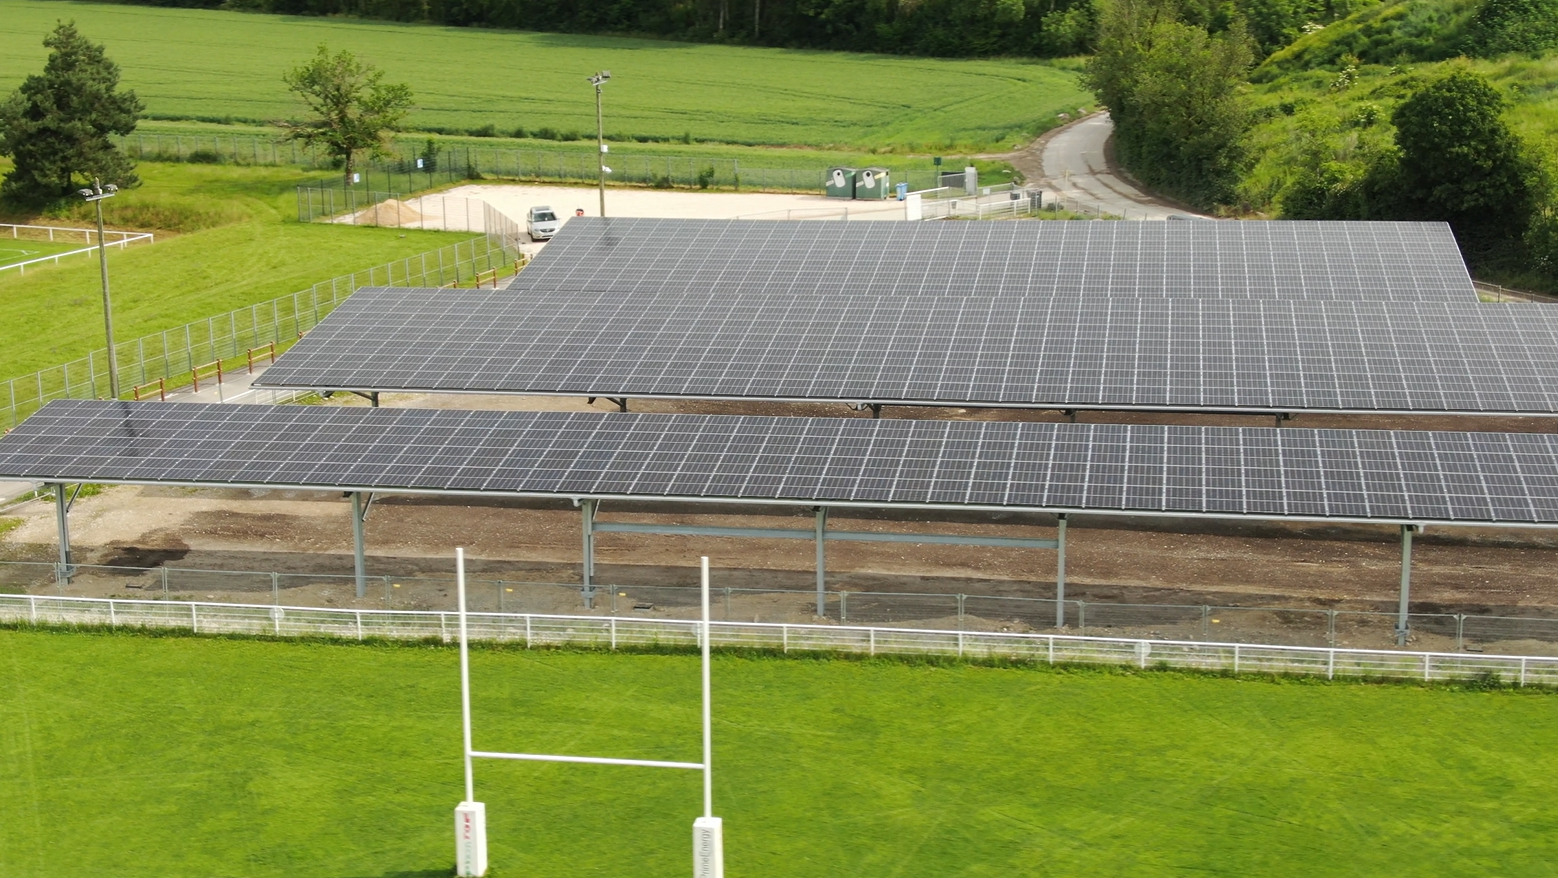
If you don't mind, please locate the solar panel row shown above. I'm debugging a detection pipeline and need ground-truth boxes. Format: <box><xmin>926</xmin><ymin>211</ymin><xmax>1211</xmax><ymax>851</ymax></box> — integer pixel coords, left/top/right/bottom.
<box><xmin>514</xmin><ymin>218</ymin><xmax>1476</xmax><ymax>302</ymax></box>
<box><xmin>3</xmin><ymin>400</ymin><xmax>1556</xmax><ymax>525</ymax></box>
<box><xmin>258</xmin><ymin>288</ymin><xmax>1558</xmax><ymax>414</ymax></box>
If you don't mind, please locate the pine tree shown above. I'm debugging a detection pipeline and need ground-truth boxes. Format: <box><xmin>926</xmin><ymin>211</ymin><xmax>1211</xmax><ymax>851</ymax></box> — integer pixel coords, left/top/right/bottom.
<box><xmin>0</xmin><ymin>22</ymin><xmax>143</xmax><ymax>206</ymax></box>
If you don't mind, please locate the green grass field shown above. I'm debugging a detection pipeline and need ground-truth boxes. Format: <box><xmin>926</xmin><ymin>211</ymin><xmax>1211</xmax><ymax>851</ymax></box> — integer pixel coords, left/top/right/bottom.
<box><xmin>0</xmin><ymin>161</ymin><xmax>472</xmax><ymax>378</ymax></box>
<box><xmin>2</xmin><ymin>629</ymin><xmax>1554</xmax><ymax>877</ymax></box>
<box><xmin>0</xmin><ymin>0</ymin><xmax>1089</xmax><ymax>152</ymax></box>
<box><xmin>0</xmin><ymin>237</ymin><xmax>88</xmax><ymax>269</ymax></box>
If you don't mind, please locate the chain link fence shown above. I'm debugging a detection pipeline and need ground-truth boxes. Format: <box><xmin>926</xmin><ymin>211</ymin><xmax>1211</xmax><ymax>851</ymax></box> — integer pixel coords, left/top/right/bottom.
<box><xmin>116</xmin><ymin>133</ymin><xmax>945</xmax><ymax>193</ymax></box>
<box><xmin>298</xmin><ymin>190</ymin><xmax>513</xmax><ymax>231</ymax></box>
<box><xmin>6</xmin><ymin>558</ymin><xmax>1558</xmax><ymax>658</ymax></box>
<box><xmin>0</xmin><ymin>202</ymin><xmax>522</xmax><ymax>429</ymax></box>
<box><xmin>4</xmin><ymin>592</ymin><xmax>1555</xmax><ymax>688</ymax></box>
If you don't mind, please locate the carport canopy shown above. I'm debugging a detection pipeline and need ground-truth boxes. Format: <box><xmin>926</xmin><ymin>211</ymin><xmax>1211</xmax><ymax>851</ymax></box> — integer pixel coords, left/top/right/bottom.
<box><xmin>5</xmin><ymin>399</ymin><xmax>1556</xmax><ymax>637</ymax></box>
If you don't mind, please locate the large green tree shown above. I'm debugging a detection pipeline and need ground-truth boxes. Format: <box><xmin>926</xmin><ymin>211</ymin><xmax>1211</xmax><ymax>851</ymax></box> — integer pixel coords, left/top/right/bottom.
<box><xmin>0</xmin><ymin>22</ymin><xmax>143</xmax><ymax>206</ymax></box>
<box><xmin>1392</xmin><ymin>69</ymin><xmax>1534</xmax><ymax>255</ymax></box>
<box><xmin>280</xmin><ymin>46</ymin><xmax>413</xmax><ymax>188</ymax></box>
<box><xmin>1085</xmin><ymin>0</ymin><xmax>1254</xmax><ymax>208</ymax></box>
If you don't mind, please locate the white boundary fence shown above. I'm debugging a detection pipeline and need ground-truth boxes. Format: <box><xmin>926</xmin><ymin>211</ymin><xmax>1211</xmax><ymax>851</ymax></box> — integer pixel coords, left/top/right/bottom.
<box><xmin>4</xmin><ymin>594</ymin><xmax>1554</xmax><ymax>687</ymax></box>
<box><xmin>0</xmin><ymin>223</ymin><xmax>155</xmax><ymax>275</ymax></box>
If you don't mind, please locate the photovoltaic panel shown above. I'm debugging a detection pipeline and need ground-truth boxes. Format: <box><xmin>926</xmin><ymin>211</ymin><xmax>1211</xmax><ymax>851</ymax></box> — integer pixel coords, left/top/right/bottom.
<box><xmin>6</xmin><ymin>400</ymin><xmax>1558</xmax><ymax>525</ymax></box>
<box><xmin>513</xmin><ymin>218</ymin><xmax>1477</xmax><ymax>301</ymax></box>
<box><xmin>257</xmin><ymin>287</ymin><xmax>1558</xmax><ymax>415</ymax></box>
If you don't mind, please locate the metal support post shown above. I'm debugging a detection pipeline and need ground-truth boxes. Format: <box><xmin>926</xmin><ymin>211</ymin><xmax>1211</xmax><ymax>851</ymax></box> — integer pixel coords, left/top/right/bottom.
<box><xmin>351</xmin><ymin>491</ymin><xmax>367</xmax><ymax>599</ymax></box>
<box><xmin>581</xmin><ymin>499</ymin><xmax>596</xmax><ymax>609</ymax></box>
<box><xmin>1055</xmin><ymin>514</ymin><xmax>1067</xmax><ymax>629</ymax></box>
<box><xmin>1396</xmin><ymin>524</ymin><xmax>1414</xmax><ymax>646</ymax></box>
<box><xmin>53</xmin><ymin>483</ymin><xmax>72</xmax><ymax>580</ymax></box>
<box><xmin>814</xmin><ymin>506</ymin><xmax>827</xmax><ymax>616</ymax></box>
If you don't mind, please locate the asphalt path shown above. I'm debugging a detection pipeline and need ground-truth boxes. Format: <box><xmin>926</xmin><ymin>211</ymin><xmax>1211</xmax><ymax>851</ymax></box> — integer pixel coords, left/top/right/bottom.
<box><xmin>1010</xmin><ymin>112</ymin><xmax>1201</xmax><ymax>220</ymax></box>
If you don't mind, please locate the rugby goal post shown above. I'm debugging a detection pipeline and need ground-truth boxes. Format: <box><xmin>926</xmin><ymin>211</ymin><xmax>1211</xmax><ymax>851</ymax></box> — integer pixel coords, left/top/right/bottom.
<box><xmin>452</xmin><ymin>548</ymin><xmax>723</xmax><ymax>878</ymax></box>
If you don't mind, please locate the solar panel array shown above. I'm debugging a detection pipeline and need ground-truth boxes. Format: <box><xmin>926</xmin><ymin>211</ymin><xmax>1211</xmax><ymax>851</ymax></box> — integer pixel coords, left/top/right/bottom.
<box><xmin>258</xmin><ymin>287</ymin><xmax>1558</xmax><ymax>414</ymax></box>
<box><xmin>515</xmin><ymin>218</ymin><xmax>1476</xmax><ymax>302</ymax></box>
<box><xmin>4</xmin><ymin>400</ymin><xmax>1557</xmax><ymax>524</ymax></box>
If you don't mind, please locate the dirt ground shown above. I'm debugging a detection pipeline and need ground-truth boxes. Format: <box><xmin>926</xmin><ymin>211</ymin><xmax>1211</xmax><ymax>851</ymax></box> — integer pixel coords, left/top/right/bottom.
<box><xmin>4</xmin><ymin>390</ymin><xmax>1557</xmax><ymax>628</ymax></box>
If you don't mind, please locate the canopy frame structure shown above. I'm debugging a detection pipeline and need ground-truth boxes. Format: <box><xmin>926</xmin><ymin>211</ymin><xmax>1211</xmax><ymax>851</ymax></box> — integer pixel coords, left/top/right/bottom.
<box><xmin>16</xmin><ymin>400</ymin><xmax>1557</xmax><ymax>642</ymax></box>
<box><xmin>39</xmin><ymin>474</ymin><xmax>1425</xmax><ymax>637</ymax></box>
<box><xmin>582</xmin><ymin>500</ymin><xmax>1063</xmax><ymax>617</ymax></box>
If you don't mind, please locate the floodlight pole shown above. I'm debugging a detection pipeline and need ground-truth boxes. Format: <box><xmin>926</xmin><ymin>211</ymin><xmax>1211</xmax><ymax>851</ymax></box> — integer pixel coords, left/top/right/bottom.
<box><xmin>589</xmin><ymin>71</ymin><xmax>611</xmax><ymax>217</ymax></box>
<box><xmin>81</xmin><ymin>179</ymin><xmax>120</xmax><ymax>399</ymax></box>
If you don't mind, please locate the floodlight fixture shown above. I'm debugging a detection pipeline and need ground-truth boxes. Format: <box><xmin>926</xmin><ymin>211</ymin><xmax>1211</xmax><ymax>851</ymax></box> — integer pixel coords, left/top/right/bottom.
<box><xmin>79</xmin><ymin>178</ymin><xmax>121</xmax><ymax>399</ymax></box>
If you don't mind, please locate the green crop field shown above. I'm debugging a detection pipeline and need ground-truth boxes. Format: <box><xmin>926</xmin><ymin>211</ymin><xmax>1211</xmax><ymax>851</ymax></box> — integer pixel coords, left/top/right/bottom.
<box><xmin>0</xmin><ymin>161</ymin><xmax>473</xmax><ymax>378</ymax></box>
<box><xmin>0</xmin><ymin>0</ymin><xmax>1089</xmax><ymax>152</ymax></box>
<box><xmin>1</xmin><ymin>629</ymin><xmax>1554</xmax><ymax>877</ymax></box>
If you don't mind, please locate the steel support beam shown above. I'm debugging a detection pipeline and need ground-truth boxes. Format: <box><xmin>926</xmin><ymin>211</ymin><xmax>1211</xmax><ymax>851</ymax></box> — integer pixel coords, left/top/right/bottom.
<box><xmin>53</xmin><ymin>482</ymin><xmax>72</xmax><ymax>581</ymax></box>
<box><xmin>815</xmin><ymin>507</ymin><xmax>827</xmax><ymax>617</ymax></box>
<box><xmin>1396</xmin><ymin>524</ymin><xmax>1414</xmax><ymax>646</ymax></box>
<box><xmin>1056</xmin><ymin>514</ymin><xmax>1067</xmax><ymax>629</ymax></box>
<box><xmin>590</xmin><ymin>520</ymin><xmax>1058</xmax><ymax>548</ymax></box>
<box><xmin>351</xmin><ymin>491</ymin><xmax>367</xmax><ymax>598</ymax></box>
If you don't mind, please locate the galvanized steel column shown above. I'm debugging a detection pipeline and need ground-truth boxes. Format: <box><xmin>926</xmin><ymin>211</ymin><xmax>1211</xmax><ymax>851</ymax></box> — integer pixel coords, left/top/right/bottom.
<box><xmin>351</xmin><ymin>492</ymin><xmax>367</xmax><ymax>599</ymax></box>
<box><xmin>1055</xmin><ymin>514</ymin><xmax>1067</xmax><ymax>629</ymax></box>
<box><xmin>581</xmin><ymin>500</ymin><xmax>596</xmax><ymax>609</ymax></box>
<box><xmin>1396</xmin><ymin>524</ymin><xmax>1414</xmax><ymax>646</ymax></box>
<box><xmin>814</xmin><ymin>507</ymin><xmax>827</xmax><ymax>617</ymax></box>
<box><xmin>53</xmin><ymin>483</ymin><xmax>71</xmax><ymax>578</ymax></box>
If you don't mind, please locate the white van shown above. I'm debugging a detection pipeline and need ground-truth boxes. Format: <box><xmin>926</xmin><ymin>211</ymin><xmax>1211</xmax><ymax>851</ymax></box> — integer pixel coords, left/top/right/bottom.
<box><xmin>527</xmin><ymin>206</ymin><xmax>561</xmax><ymax>240</ymax></box>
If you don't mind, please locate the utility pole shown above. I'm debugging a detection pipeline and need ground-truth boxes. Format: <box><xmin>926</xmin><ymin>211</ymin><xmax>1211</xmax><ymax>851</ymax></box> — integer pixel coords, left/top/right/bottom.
<box><xmin>79</xmin><ymin>179</ymin><xmax>120</xmax><ymax>399</ymax></box>
<box><xmin>589</xmin><ymin>71</ymin><xmax>611</xmax><ymax>217</ymax></box>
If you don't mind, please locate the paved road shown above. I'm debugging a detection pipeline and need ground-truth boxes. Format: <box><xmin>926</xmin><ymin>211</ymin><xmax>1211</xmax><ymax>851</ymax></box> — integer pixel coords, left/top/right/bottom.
<box><xmin>1016</xmin><ymin>113</ymin><xmax>1199</xmax><ymax>220</ymax></box>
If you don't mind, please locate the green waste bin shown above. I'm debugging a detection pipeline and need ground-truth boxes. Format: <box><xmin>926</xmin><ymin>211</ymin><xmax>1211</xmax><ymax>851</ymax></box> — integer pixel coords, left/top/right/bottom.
<box><xmin>825</xmin><ymin>167</ymin><xmax>857</xmax><ymax>198</ymax></box>
<box><xmin>854</xmin><ymin>167</ymin><xmax>891</xmax><ymax>200</ymax></box>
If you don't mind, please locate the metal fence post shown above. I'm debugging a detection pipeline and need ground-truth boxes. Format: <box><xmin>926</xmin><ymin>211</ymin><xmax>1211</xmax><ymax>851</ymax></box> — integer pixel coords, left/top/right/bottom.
<box><xmin>190</xmin><ymin>602</ymin><xmax>198</xmax><ymax>634</ymax></box>
<box><xmin>271</xmin><ymin>572</ymin><xmax>279</xmax><ymax>605</ymax></box>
